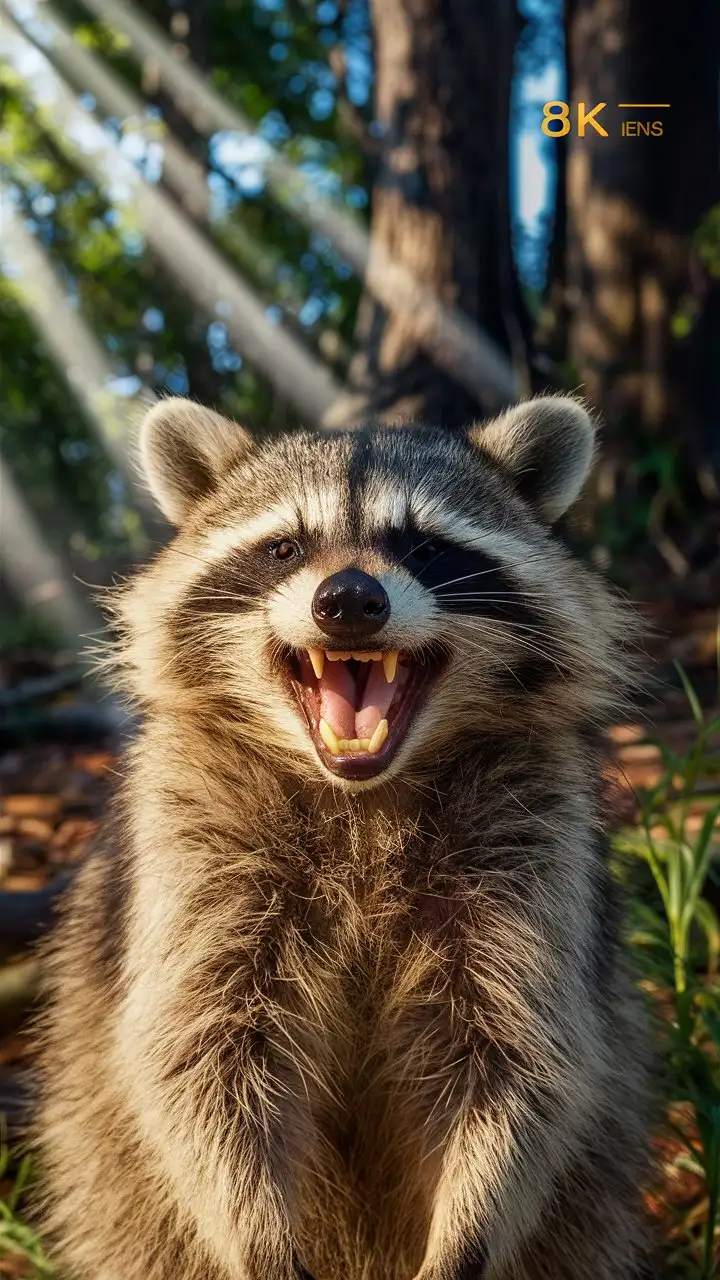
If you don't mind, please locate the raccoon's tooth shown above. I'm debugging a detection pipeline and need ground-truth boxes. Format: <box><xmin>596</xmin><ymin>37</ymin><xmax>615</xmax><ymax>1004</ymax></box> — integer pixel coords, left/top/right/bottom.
<box><xmin>308</xmin><ymin>647</ymin><xmax>325</xmax><ymax>679</ymax></box>
<box><xmin>352</xmin><ymin>652</ymin><xmax>378</xmax><ymax>662</ymax></box>
<box><xmin>319</xmin><ymin>719</ymin><xmax>340</xmax><ymax>755</ymax></box>
<box><xmin>382</xmin><ymin>652</ymin><xmax>398</xmax><ymax>684</ymax></box>
<box><xmin>327</xmin><ymin>651</ymin><xmax>351</xmax><ymax>661</ymax></box>
<box><xmin>337</xmin><ymin>737</ymin><xmax>369</xmax><ymax>753</ymax></box>
<box><xmin>368</xmin><ymin>719</ymin><xmax>389</xmax><ymax>754</ymax></box>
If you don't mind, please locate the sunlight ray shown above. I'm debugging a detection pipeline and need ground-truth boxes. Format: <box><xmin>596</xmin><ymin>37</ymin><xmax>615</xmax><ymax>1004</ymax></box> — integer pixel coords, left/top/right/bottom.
<box><xmin>53</xmin><ymin>0</ymin><xmax>516</xmax><ymax>417</ymax></box>
<box><xmin>0</xmin><ymin>190</ymin><xmax>156</xmax><ymax>522</ymax></box>
<box><xmin>0</xmin><ymin>10</ymin><xmax>344</xmax><ymax>427</ymax></box>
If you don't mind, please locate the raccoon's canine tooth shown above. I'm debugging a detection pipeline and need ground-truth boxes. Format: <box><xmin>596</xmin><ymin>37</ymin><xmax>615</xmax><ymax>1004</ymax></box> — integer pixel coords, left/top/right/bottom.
<box><xmin>368</xmin><ymin>719</ymin><xmax>389</xmax><ymax>754</ymax></box>
<box><xmin>308</xmin><ymin>648</ymin><xmax>325</xmax><ymax>679</ymax></box>
<box><xmin>319</xmin><ymin>719</ymin><xmax>340</xmax><ymax>755</ymax></box>
<box><xmin>382</xmin><ymin>652</ymin><xmax>398</xmax><ymax>684</ymax></box>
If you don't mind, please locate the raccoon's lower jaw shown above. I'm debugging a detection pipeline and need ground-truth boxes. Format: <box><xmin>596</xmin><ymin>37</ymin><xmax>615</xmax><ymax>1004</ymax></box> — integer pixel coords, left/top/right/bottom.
<box><xmin>284</xmin><ymin>648</ymin><xmax>444</xmax><ymax>780</ymax></box>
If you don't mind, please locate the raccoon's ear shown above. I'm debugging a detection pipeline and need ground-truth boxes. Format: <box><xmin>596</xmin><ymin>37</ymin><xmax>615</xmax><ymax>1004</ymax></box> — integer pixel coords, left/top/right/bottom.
<box><xmin>140</xmin><ymin>398</ymin><xmax>253</xmax><ymax>524</ymax></box>
<box><xmin>469</xmin><ymin>395</ymin><xmax>596</xmax><ymax>523</ymax></box>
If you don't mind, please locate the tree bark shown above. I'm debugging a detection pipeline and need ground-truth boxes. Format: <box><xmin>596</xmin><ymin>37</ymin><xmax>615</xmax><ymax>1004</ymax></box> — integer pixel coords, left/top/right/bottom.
<box><xmin>565</xmin><ymin>0</ymin><xmax>720</xmax><ymax>465</ymax></box>
<box><xmin>352</xmin><ymin>0</ymin><xmax>528</xmax><ymax>427</ymax></box>
<box><xmin>536</xmin><ymin>88</ymin><xmax>570</xmax><ymax>366</ymax></box>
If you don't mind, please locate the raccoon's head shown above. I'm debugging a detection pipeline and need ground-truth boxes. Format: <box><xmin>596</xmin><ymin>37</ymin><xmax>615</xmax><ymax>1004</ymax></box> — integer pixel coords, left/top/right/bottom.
<box><xmin>117</xmin><ymin>395</ymin><xmax>628</xmax><ymax>788</ymax></box>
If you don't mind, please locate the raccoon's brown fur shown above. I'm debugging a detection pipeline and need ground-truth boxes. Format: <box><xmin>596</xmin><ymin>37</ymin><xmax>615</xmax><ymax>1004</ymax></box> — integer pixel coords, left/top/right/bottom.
<box><xmin>35</xmin><ymin>396</ymin><xmax>651</xmax><ymax>1280</ymax></box>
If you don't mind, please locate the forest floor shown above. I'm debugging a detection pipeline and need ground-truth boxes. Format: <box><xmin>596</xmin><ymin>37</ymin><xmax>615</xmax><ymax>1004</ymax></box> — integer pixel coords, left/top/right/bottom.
<box><xmin>0</xmin><ymin>596</ymin><xmax>718</xmax><ymax>1278</ymax></box>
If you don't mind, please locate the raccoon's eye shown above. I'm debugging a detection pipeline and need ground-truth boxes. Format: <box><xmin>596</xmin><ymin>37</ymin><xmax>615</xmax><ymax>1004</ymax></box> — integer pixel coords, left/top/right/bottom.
<box><xmin>410</xmin><ymin>538</ymin><xmax>442</xmax><ymax>562</ymax></box>
<box><xmin>269</xmin><ymin>538</ymin><xmax>301</xmax><ymax>562</ymax></box>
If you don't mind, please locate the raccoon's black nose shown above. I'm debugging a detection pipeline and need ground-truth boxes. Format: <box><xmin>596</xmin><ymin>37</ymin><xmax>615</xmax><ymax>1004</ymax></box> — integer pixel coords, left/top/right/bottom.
<box><xmin>312</xmin><ymin>569</ymin><xmax>391</xmax><ymax>638</ymax></box>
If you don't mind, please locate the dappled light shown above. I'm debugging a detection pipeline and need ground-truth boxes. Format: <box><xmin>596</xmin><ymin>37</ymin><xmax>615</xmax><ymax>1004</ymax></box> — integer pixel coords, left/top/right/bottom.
<box><xmin>0</xmin><ymin>188</ymin><xmax>154</xmax><ymax>520</ymax></box>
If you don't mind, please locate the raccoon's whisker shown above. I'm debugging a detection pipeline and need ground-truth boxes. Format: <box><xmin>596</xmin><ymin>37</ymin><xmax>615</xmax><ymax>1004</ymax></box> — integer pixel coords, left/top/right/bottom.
<box><xmin>426</xmin><ymin>553</ymin><xmax>554</xmax><ymax>595</ymax></box>
<box><xmin>425</xmin><ymin>565</ymin><xmax>504</xmax><ymax>592</ymax></box>
<box><xmin>452</xmin><ymin>616</ymin><xmax>576</xmax><ymax>651</ymax></box>
<box><xmin>396</xmin><ymin>534</ymin><xmax>439</xmax><ymax>566</ymax></box>
<box><xmin>185</xmin><ymin>612</ymin><xmax>266</xmax><ymax>623</ymax></box>
<box><xmin>455</xmin><ymin>634</ymin><xmax>570</xmax><ymax>677</ymax></box>
<box><xmin>403</xmin><ymin>775</ymin><xmax>440</xmax><ymax>801</ymax></box>
<box><xmin>183</xmin><ymin>596</ymin><xmax>263</xmax><ymax>611</ymax></box>
<box><xmin>450</xmin><ymin>610</ymin><xmax>572</xmax><ymax>644</ymax></box>
<box><xmin>435</xmin><ymin>594</ymin><xmax>575</xmax><ymax>624</ymax></box>
<box><xmin>136</xmin><ymin>578</ymin><xmax>250</xmax><ymax>598</ymax></box>
<box><xmin>451</xmin><ymin>642</ymin><xmax>525</xmax><ymax>686</ymax></box>
<box><xmin>452</xmin><ymin>622</ymin><xmax>573</xmax><ymax>673</ymax></box>
<box><xmin>434</xmin><ymin>589</ymin><xmax>569</xmax><ymax>609</ymax></box>
<box><xmin>183</xmin><ymin>590</ymin><xmax>261</xmax><ymax>603</ymax></box>
<box><xmin>161</xmin><ymin>545</ymin><xmax>219</xmax><ymax>568</ymax></box>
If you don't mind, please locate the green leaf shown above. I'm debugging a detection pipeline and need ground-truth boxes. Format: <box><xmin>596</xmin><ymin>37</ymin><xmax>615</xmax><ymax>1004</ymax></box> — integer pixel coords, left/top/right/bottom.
<box><xmin>674</xmin><ymin>660</ymin><xmax>705</xmax><ymax>728</ymax></box>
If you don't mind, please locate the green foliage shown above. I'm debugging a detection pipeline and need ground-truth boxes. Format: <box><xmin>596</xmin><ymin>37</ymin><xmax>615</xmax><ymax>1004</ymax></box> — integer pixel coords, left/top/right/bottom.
<box><xmin>0</xmin><ymin>0</ymin><xmax>370</xmax><ymax>585</ymax></box>
<box><xmin>615</xmin><ymin>659</ymin><xmax>720</xmax><ymax>1276</ymax></box>
<box><xmin>0</xmin><ymin>1143</ymin><xmax>56</xmax><ymax>1276</ymax></box>
<box><xmin>697</xmin><ymin>206</ymin><xmax>720</xmax><ymax>280</ymax></box>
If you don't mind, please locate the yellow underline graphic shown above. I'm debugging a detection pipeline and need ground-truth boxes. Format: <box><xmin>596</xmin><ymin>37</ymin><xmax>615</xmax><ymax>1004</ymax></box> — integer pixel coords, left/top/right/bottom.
<box><xmin>617</xmin><ymin>103</ymin><xmax>670</xmax><ymax>108</ymax></box>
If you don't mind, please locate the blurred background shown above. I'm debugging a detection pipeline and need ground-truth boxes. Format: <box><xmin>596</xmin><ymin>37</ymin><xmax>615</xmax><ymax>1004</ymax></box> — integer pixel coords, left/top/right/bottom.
<box><xmin>0</xmin><ymin>0</ymin><xmax>718</xmax><ymax>655</ymax></box>
<box><xmin>0</xmin><ymin>1</ymin><xmax>719</xmax><ymax>1276</ymax></box>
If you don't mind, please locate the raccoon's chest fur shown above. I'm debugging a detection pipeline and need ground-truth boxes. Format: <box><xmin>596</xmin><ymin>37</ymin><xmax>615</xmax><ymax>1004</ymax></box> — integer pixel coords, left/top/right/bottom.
<box><xmin>237</xmin><ymin>794</ymin><xmax>543</xmax><ymax>1280</ymax></box>
<box><xmin>278</xmin><ymin>858</ymin><xmax>466</xmax><ymax>1279</ymax></box>
<box><xmin>116</xmin><ymin>747</ymin><xmax>597</xmax><ymax>1280</ymax></box>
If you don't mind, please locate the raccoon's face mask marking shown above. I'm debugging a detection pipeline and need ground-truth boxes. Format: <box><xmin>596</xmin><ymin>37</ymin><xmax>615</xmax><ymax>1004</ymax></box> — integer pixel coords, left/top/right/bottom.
<box><xmin>131</xmin><ymin>396</ymin><xmax>615</xmax><ymax>788</ymax></box>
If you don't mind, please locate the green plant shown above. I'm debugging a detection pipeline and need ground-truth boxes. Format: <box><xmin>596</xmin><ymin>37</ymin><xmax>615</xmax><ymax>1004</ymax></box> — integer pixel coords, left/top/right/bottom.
<box><xmin>615</xmin><ymin>658</ymin><xmax>720</xmax><ymax>1277</ymax></box>
<box><xmin>0</xmin><ymin>1139</ymin><xmax>56</xmax><ymax>1277</ymax></box>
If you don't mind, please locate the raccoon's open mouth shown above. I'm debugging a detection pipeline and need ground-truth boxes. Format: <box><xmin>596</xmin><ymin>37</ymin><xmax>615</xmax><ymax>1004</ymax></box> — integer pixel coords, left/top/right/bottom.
<box><xmin>284</xmin><ymin>647</ymin><xmax>443</xmax><ymax>780</ymax></box>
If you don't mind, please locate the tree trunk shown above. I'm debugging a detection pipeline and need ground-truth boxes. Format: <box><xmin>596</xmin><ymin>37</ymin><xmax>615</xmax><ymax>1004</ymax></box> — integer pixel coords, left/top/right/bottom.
<box><xmin>536</xmin><ymin>91</ymin><xmax>570</xmax><ymax>366</ymax></box>
<box><xmin>565</xmin><ymin>0</ymin><xmax>720</xmax><ymax>466</ymax></box>
<box><xmin>352</xmin><ymin>0</ymin><xmax>528</xmax><ymax>427</ymax></box>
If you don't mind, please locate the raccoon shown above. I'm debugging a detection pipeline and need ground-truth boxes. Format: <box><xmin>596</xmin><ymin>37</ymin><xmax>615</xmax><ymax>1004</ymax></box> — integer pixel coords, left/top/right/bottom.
<box><xmin>35</xmin><ymin>395</ymin><xmax>651</xmax><ymax>1280</ymax></box>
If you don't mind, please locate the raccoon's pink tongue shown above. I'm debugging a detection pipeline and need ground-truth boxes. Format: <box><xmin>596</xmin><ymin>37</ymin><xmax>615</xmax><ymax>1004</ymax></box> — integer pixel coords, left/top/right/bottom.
<box><xmin>355</xmin><ymin>661</ymin><xmax>397</xmax><ymax>739</ymax></box>
<box><xmin>318</xmin><ymin>662</ymin><xmax>356</xmax><ymax>740</ymax></box>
